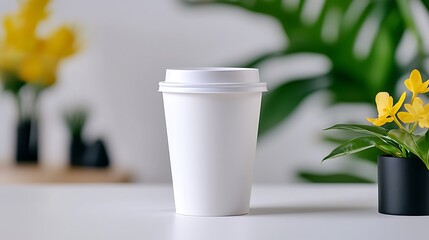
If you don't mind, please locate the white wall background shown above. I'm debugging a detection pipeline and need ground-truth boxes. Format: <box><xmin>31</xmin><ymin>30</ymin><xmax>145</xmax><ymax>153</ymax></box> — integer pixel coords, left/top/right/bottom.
<box><xmin>1</xmin><ymin>0</ymin><xmax>428</xmax><ymax>182</ymax></box>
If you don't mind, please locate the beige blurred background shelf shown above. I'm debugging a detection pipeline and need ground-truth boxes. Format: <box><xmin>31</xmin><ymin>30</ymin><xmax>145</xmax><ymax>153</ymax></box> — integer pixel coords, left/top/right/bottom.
<box><xmin>0</xmin><ymin>164</ymin><xmax>131</xmax><ymax>183</ymax></box>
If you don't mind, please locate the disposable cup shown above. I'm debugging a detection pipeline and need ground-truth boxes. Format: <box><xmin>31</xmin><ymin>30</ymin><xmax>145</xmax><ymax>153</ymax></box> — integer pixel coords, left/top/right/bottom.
<box><xmin>159</xmin><ymin>67</ymin><xmax>267</xmax><ymax>216</ymax></box>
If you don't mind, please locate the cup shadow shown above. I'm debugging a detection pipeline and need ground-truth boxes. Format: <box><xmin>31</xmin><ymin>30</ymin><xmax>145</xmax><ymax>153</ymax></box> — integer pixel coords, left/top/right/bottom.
<box><xmin>249</xmin><ymin>206</ymin><xmax>374</xmax><ymax>216</ymax></box>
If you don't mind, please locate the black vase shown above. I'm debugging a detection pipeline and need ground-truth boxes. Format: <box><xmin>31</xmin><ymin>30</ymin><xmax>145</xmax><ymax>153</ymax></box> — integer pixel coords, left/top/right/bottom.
<box><xmin>16</xmin><ymin>119</ymin><xmax>38</xmax><ymax>164</ymax></box>
<box><xmin>70</xmin><ymin>135</ymin><xmax>86</xmax><ymax>166</ymax></box>
<box><xmin>81</xmin><ymin>139</ymin><xmax>110</xmax><ymax>168</ymax></box>
<box><xmin>378</xmin><ymin>155</ymin><xmax>429</xmax><ymax>215</ymax></box>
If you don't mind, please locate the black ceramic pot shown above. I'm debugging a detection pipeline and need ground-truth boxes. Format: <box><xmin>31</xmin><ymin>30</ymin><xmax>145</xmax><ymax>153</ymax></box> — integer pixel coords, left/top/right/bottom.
<box><xmin>81</xmin><ymin>139</ymin><xmax>110</xmax><ymax>168</ymax></box>
<box><xmin>16</xmin><ymin>119</ymin><xmax>38</xmax><ymax>164</ymax></box>
<box><xmin>378</xmin><ymin>155</ymin><xmax>429</xmax><ymax>215</ymax></box>
<box><xmin>70</xmin><ymin>135</ymin><xmax>86</xmax><ymax>166</ymax></box>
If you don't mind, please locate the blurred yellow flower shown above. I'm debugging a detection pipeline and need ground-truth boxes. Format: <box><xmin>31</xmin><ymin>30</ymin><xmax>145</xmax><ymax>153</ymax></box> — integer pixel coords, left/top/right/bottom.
<box><xmin>404</xmin><ymin>69</ymin><xmax>429</xmax><ymax>102</ymax></box>
<box><xmin>19</xmin><ymin>53</ymin><xmax>57</xmax><ymax>86</ymax></box>
<box><xmin>398</xmin><ymin>97</ymin><xmax>429</xmax><ymax>128</ymax></box>
<box><xmin>0</xmin><ymin>0</ymin><xmax>78</xmax><ymax>89</ymax></box>
<box><xmin>2</xmin><ymin>0</ymin><xmax>48</xmax><ymax>51</ymax></box>
<box><xmin>44</xmin><ymin>26</ymin><xmax>77</xmax><ymax>58</ymax></box>
<box><xmin>367</xmin><ymin>92</ymin><xmax>406</xmax><ymax>129</ymax></box>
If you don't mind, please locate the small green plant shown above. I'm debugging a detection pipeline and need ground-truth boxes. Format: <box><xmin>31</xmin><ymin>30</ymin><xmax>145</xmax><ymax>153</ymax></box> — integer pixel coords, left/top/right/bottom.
<box><xmin>63</xmin><ymin>107</ymin><xmax>88</xmax><ymax>137</ymax></box>
<box><xmin>324</xmin><ymin>69</ymin><xmax>429</xmax><ymax>169</ymax></box>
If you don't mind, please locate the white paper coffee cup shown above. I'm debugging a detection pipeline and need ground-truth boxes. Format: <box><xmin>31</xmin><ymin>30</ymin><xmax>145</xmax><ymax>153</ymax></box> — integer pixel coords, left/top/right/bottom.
<box><xmin>159</xmin><ymin>68</ymin><xmax>267</xmax><ymax>216</ymax></box>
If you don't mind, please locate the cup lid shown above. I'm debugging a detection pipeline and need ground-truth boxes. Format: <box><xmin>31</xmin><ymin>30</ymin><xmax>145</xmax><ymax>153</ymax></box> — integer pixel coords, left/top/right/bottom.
<box><xmin>159</xmin><ymin>68</ymin><xmax>267</xmax><ymax>93</ymax></box>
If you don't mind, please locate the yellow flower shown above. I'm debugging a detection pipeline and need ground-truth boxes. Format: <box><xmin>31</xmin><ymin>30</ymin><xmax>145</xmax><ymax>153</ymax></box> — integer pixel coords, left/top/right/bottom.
<box><xmin>18</xmin><ymin>26</ymin><xmax>77</xmax><ymax>87</ymax></box>
<box><xmin>2</xmin><ymin>0</ymin><xmax>48</xmax><ymax>51</ymax></box>
<box><xmin>19</xmin><ymin>53</ymin><xmax>57</xmax><ymax>87</ymax></box>
<box><xmin>367</xmin><ymin>92</ymin><xmax>406</xmax><ymax>127</ymax></box>
<box><xmin>0</xmin><ymin>0</ymin><xmax>50</xmax><ymax>72</ymax></box>
<box><xmin>0</xmin><ymin>0</ymin><xmax>78</xmax><ymax>88</ymax></box>
<box><xmin>397</xmin><ymin>97</ymin><xmax>429</xmax><ymax>128</ymax></box>
<box><xmin>404</xmin><ymin>69</ymin><xmax>429</xmax><ymax>101</ymax></box>
<box><xmin>44</xmin><ymin>26</ymin><xmax>77</xmax><ymax>58</ymax></box>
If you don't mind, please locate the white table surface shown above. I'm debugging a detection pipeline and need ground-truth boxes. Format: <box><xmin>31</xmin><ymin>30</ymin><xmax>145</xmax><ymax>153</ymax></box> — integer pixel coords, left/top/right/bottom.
<box><xmin>0</xmin><ymin>184</ymin><xmax>428</xmax><ymax>240</ymax></box>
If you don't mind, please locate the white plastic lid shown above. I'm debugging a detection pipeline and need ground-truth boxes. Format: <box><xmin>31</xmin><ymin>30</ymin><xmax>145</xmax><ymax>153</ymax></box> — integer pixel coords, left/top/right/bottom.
<box><xmin>159</xmin><ymin>68</ymin><xmax>267</xmax><ymax>93</ymax></box>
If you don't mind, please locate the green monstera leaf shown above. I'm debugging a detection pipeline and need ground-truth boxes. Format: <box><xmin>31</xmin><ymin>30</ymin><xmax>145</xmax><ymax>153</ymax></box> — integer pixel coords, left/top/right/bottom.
<box><xmin>183</xmin><ymin>0</ymin><xmax>428</xmax><ymax>182</ymax></box>
<box><xmin>184</xmin><ymin>0</ymin><xmax>415</xmax><ymax>135</ymax></box>
<box><xmin>298</xmin><ymin>171</ymin><xmax>374</xmax><ymax>183</ymax></box>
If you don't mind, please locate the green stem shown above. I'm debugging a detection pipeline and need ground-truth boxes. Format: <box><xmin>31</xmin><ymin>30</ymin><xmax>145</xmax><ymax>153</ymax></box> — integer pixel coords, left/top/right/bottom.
<box><xmin>14</xmin><ymin>93</ymin><xmax>24</xmax><ymax>122</ymax></box>
<box><xmin>411</xmin><ymin>93</ymin><xmax>417</xmax><ymax>104</ymax></box>
<box><xmin>410</xmin><ymin>122</ymin><xmax>418</xmax><ymax>133</ymax></box>
<box><xmin>393</xmin><ymin>116</ymin><xmax>407</xmax><ymax>131</ymax></box>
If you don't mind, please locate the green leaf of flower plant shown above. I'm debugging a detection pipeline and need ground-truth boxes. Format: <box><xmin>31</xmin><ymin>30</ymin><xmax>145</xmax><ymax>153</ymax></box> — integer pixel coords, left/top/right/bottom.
<box><xmin>388</xmin><ymin>129</ymin><xmax>422</xmax><ymax>159</ymax></box>
<box><xmin>324</xmin><ymin>124</ymin><xmax>389</xmax><ymax>139</ymax></box>
<box><xmin>323</xmin><ymin>137</ymin><xmax>384</xmax><ymax>161</ymax></box>
<box><xmin>416</xmin><ymin>130</ymin><xmax>429</xmax><ymax>169</ymax></box>
<box><xmin>376</xmin><ymin>144</ymin><xmax>404</xmax><ymax>158</ymax></box>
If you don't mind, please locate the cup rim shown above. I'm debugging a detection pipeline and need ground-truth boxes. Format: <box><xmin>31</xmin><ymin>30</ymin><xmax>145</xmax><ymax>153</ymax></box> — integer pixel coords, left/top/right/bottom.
<box><xmin>166</xmin><ymin>67</ymin><xmax>258</xmax><ymax>72</ymax></box>
<box><xmin>158</xmin><ymin>82</ymin><xmax>267</xmax><ymax>93</ymax></box>
<box><xmin>161</xmin><ymin>67</ymin><xmax>266</xmax><ymax>93</ymax></box>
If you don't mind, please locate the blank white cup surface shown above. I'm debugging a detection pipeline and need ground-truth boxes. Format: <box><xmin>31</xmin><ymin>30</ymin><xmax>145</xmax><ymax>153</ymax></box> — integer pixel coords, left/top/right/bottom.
<box><xmin>159</xmin><ymin>68</ymin><xmax>267</xmax><ymax>216</ymax></box>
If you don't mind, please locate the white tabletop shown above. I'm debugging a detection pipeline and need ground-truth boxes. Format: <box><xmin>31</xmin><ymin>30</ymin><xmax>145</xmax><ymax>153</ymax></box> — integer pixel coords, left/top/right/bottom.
<box><xmin>0</xmin><ymin>184</ymin><xmax>427</xmax><ymax>240</ymax></box>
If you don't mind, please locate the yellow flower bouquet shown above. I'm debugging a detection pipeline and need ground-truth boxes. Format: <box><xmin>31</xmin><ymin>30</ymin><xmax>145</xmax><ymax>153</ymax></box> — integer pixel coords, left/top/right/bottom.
<box><xmin>0</xmin><ymin>0</ymin><xmax>78</xmax><ymax>163</ymax></box>
<box><xmin>324</xmin><ymin>69</ymin><xmax>429</xmax><ymax>170</ymax></box>
<box><xmin>0</xmin><ymin>0</ymin><xmax>78</xmax><ymax>100</ymax></box>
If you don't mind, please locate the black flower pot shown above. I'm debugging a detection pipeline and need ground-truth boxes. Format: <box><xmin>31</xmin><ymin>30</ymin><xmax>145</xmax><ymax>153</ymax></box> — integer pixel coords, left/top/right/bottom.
<box><xmin>81</xmin><ymin>139</ymin><xmax>110</xmax><ymax>168</ymax></box>
<box><xmin>16</xmin><ymin>119</ymin><xmax>38</xmax><ymax>164</ymax></box>
<box><xmin>70</xmin><ymin>135</ymin><xmax>86</xmax><ymax>166</ymax></box>
<box><xmin>378</xmin><ymin>155</ymin><xmax>429</xmax><ymax>215</ymax></box>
